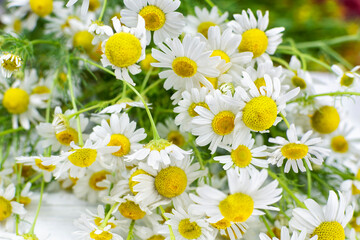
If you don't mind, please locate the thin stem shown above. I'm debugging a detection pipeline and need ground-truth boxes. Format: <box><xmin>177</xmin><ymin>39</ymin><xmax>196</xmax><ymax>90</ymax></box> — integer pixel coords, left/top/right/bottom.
<box><xmin>305</xmin><ymin>164</ymin><xmax>312</xmax><ymax>198</ymax></box>
<box><xmin>15</xmin><ymin>163</ymin><xmax>22</xmax><ymax>235</ymax></box>
<box><xmin>28</xmin><ymin>173</ymin><xmax>43</xmax><ymax>184</ymax></box>
<box><xmin>289</xmin><ymin>91</ymin><xmax>360</xmax><ymax>104</ymax></box>
<box><xmin>321</xmin><ymin>44</ymin><xmax>353</xmax><ymax>69</ymax></box>
<box><xmin>140</xmin><ymin>67</ymin><xmax>153</xmax><ymax>92</ymax></box>
<box><xmin>141</xmin><ymin>78</ymin><xmax>164</xmax><ymax>96</ymax></box>
<box><xmin>279</xmin><ymin>113</ymin><xmax>290</xmax><ymax>128</ymax></box>
<box><xmin>159</xmin><ymin>206</ymin><xmax>175</xmax><ymax>240</ymax></box>
<box><xmin>100</xmin><ymin>203</ymin><xmax>119</xmax><ymax>228</ymax></box>
<box><xmin>29</xmin><ymin>175</ymin><xmax>45</xmax><ymax>234</ymax></box>
<box><xmin>295</xmin><ymin>33</ymin><xmax>360</xmax><ymax>49</ymax></box>
<box><xmin>30</xmin><ymin>39</ymin><xmax>60</xmax><ymax>46</ymax></box>
<box><xmin>270</xmin><ymin>56</ymin><xmax>291</xmax><ymax>70</ymax></box>
<box><xmin>98</xmin><ymin>0</ymin><xmax>107</xmax><ymax>21</ymax></box>
<box><xmin>126</xmin><ymin>220</ymin><xmax>135</xmax><ymax>240</ymax></box>
<box><xmin>260</xmin><ymin>216</ymin><xmax>275</xmax><ymax>238</ymax></box>
<box><xmin>0</xmin><ymin>127</ymin><xmax>25</xmax><ymax>137</ymax></box>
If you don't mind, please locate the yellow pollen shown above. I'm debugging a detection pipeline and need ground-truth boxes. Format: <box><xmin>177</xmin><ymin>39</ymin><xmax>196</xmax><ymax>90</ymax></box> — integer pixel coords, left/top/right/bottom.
<box><xmin>55</xmin><ymin>128</ymin><xmax>79</xmax><ymax>146</ymax></box>
<box><xmin>211</xmin><ymin>218</ymin><xmax>232</xmax><ymax>230</ymax></box>
<box><xmin>94</xmin><ymin>217</ymin><xmax>116</xmax><ymax>228</ymax></box>
<box><xmin>140</xmin><ymin>53</ymin><xmax>157</xmax><ymax>71</ymax></box>
<box><xmin>178</xmin><ymin>218</ymin><xmax>202</xmax><ymax>239</ymax></box>
<box><xmin>1</xmin><ymin>54</ymin><xmax>21</xmax><ymax>72</ymax></box>
<box><xmin>211</xmin><ymin>50</ymin><xmax>231</xmax><ymax>63</ymax></box>
<box><xmin>89</xmin><ymin>170</ymin><xmax>110</xmax><ymax>191</ymax></box>
<box><xmin>254</xmin><ymin>77</ymin><xmax>266</xmax><ymax>90</ymax></box>
<box><xmin>105</xmin><ymin>32</ymin><xmax>142</xmax><ymax>68</ymax></box>
<box><xmin>281</xmin><ymin>143</ymin><xmax>309</xmax><ymax>160</ymax></box>
<box><xmin>310</xmin><ymin>106</ymin><xmax>340</xmax><ymax>134</ymax></box>
<box><xmin>118</xmin><ymin>200</ymin><xmax>146</xmax><ymax>220</ymax></box>
<box><xmin>212</xmin><ymin>111</ymin><xmax>235</xmax><ymax>135</ymax></box>
<box><xmin>310</xmin><ymin>221</ymin><xmax>345</xmax><ymax>240</ymax></box>
<box><xmin>167</xmin><ymin>131</ymin><xmax>185</xmax><ymax>147</ymax></box>
<box><xmin>242</xmin><ymin>96</ymin><xmax>278</xmax><ymax>131</ymax></box>
<box><xmin>231</xmin><ymin>145</ymin><xmax>252</xmax><ymax>168</ymax></box>
<box><xmin>90</xmin><ymin>230</ymin><xmax>113</xmax><ymax>240</ymax></box>
<box><xmin>88</xmin><ymin>0</ymin><xmax>100</xmax><ymax>11</ymax></box>
<box><xmin>331</xmin><ymin>135</ymin><xmax>349</xmax><ymax>153</ymax></box>
<box><xmin>340</xmin><ymin>74</ymin><xmax>354</xmax><ymax>87</ymax></box>
<box><xmin>139</xmin><ymin>5</ymin><xmax>166</xmax><ymax>31</ymax></box>
<box><xmin>239</xmin><ymin>28</ymin><xmax>268</xmax><ymax>58</ymax></box>
<box><xmin>291</xmin><ymin>75</ymin><xmax>307</xmax><ymax>89</ymax></box>
<box><xmin>155</xmin><ymin>166</ymin><xmax>187</xmax><ymax>198</ymax></box>
<box><xmin>32</xmin><ymin>86</ymin><xmax>50</xmax><ymax>94</ymax></box>
<box><xmin>188</xmin><ymin>102</ymin><xmax>209</xmax><ymax>117</ymax></box>
<box><xmin>147</xmin><ymin>235</ymin><xmax>165</xmax><ymax>240</ymax></box>
<box><xmin>73</xmin><ymin>31</ymin><xmax>95</xmax><ymax>53</ymax></box>
<box><xmin>129</xmin><ymin>169</ymin><xmax>150</xmax><ymax>195</ymax></box>
<box><xmin>108</xmin><ymin>134</ymin><xmax>131</xmax><ymax>157</ymax></box>
<box><xmin>197</xmin><ymin>21</ymin><xmax>217</xmax><ymax>38</ymax></box>
<box><xmin>219</xmin><ymin>193</ymin><xmax>254</xmax><ymax>222</ymax></box>
<box><xmin>35</xmin><ymin>158</ymin><xmax>56</xmax><ymax>172</ymax></box>
<box><xmin>2</xmin><ymin>88</ymin><xmax>30</xmax><ymax>114</ymax></box>
<box><xmin>13</xmin><ymin>19</ymin><xmax>22</xmax><ymax>33</ymax></box>
<box><xmin>68</xmin><ymin>148</ymin><xmax>97</xmax><ymax>168</ymax></box>
<box><xmin>0</xmin><ymin>196</ymin><xmax>12</xmax><ymax>221</ymax></box>
<box><xmin>145</xmin><ymin>139</ymin><xmax>172</xmax><ymax>151</ymax></box>
<box><xmin>29</xmin><ymin>0</ymin><xmax>53</xmax><ymax>17</ymax></box>
<box><xmin>172</xmin><ymin>57</ymin><xmax>197</xmax><ymax>78</ymax></box>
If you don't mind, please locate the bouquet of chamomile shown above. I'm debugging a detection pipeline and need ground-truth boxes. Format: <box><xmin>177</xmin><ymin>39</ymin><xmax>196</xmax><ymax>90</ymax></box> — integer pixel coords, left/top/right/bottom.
<box><xmin>0</xmin><ymin>0</ymin><xmax>360</xmax><ymax>239</ymax></box>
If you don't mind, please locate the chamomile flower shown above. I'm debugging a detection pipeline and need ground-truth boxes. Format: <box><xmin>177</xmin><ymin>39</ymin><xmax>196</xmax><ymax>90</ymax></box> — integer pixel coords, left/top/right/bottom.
<box><xmin>259</xmin><ymin>227</ymin><xmax>316</xmax><ymax>240</ymax></box>
<box><xmin>191</xmin><ymin>90</ymin><xmax>243</xmax><ymax>154</ymax></box>
<box><xmin>228</xmin><ymin>9</ymin><xmax>284</xmax><ymax>63</ymax></box>
<box><xmin>121</xmin><ymin>0</ymin><xmax>185</xmax><ymax>45</ymax></box>
<box><xmin>268</xmin><ymin>124</ymin><xmax>329</xmax><ymax>173</ymax></box>
<box><xmin>340</xmin><ymin>167</ymin><xmax>360</xmax><ymax>209</ymax></box>
<box><xmin>234</xmin><ymin>73</ymin><xmax>300</xmax><ymax>132</ymax></box>
<box><xmin>16</xmin><ymin>155</ymin><xmax>56</xmax><ymax>182</ymax></box>
<box><xmin>157</xmin><ymin>118</ymin><xmax>188</xmax><ymax>148</ymax></box>
<box><xmin>117</xmin><ymin>194</ymin><xmax>152</xmax><ymax>220</ymax></box>
<box><xmin>214</xmin><ymin>132</ymin><xmax>268</xmax><ymax>174</ymax></box>
<box><xmin>80</xmin><ymin>205</ymin><xmax>124</xmax><ymax>232</ymax></box>
<box><xmin>0</xmin><ymin>53</ymin><xmax>22</xmax><ymax>78</ymax></box>
<box><xmin>310</xmin><ymin>105</ymin><xmax>340</xmax><ymax>134</ymax></box>
<box><xmin>174</xmin><ymin>87</ymin><xmax>210</xmax><ymax>132</ymax></box>
<box><xmin>151</xmin><ymin>34</ymin><xmax>221</xmax><ymax>91</ymax></box>
<box><xmin>332</xmin><ymin>64</ymin><xmax>360</xmax><ymax>88</ymax></box>
<box><xmin>185</xmin><ymin>6</ymin><xmax>229</xmax><ymax>38</ymax></box>
<box><xmin>132</xmin><ymin>156</ymin><xmax>206</xmax><ymax>209</ymax></box>
<box><xmin>289</xmin><ymin>190</ymin><xmax>353</xmax><ymax>240</ymax></box>
<box><xmin>90</xmin><ymin>113</ymin><xmax>147</xmax><ymax>169</ymax></box>
<box><xmin>100</xmin><ymin>17</ymin><xmax>146</xmax><ymax>85</ymax></box>
<box><xmin>285</xmin><ymin>56</ymin><xmax>314</xmax><ymax>93</ymax></box>
<box><xmin>88</xmin><ymin>20</ymin><xmax>114</xmax><ymax>45</ymax></box>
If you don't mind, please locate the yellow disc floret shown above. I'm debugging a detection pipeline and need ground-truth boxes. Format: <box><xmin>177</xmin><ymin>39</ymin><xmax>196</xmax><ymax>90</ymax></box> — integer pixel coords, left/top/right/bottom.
<box><xmin>219</xmin><ymin>193</ymin><xmax>254</xmax><ymax>222</ymax></box>
<box><xmin>90</xmin><ymin>230</ymin><xmax>113</xmax><ymax>240</ymax></box>
<box><xmin>35</xmin><ymin>158</ymin><xmax>56</xmax><ymax>172</ymax></box>
<box><xmin>310</xmin><ymin>106</ymin><xmax>340</xmax><ymax>134</ymax></box>
<box><xmin>68</xmin><ymin>148</ymin><xmax>97</xmax><ymax>167</ymax></box>
<box><xmin>89</xmin><ymin>170</ymin><xmax>110</xmax><ymax>191</ymax></box>
<box><xmin>55</xmin><ymin>128</ymin><xmax>79</xmax><ymax>146</ymax></box>
<box><xmin>1</xmin><ymin>54</ymin><xmax>21</xmax><ymax>72</ymax></box>
<box><xmin>352</xmin><ymin>170</ymin><xmax>360</xmax><ymax>195</ymax></box>
<box><xmin>32</xmin><ymin>86</ymin><xmax>51</xmax><ymax>94</ymax></box>
<box><xmin>211</xmin><ymin>50</ymin><xmax>231</xmax><ymax>63</ymax></box>
<box><xmin>197</xmin><ymin>21</ymin><xmax>217</xmax><ymax>38</ymax></box>
<box><xmin>145</xmin><ymin>138</ymin><xmax>172</xmax><ymax>151</ymax></box>
<box><xmin>141</xmin><ymin>53</ymin><xmax>157</xmax><ymax>71</ymax></box>
<box><xmin>139</xmin><ymin>5</ymin><xmax>166</xmax><ymax>31</ymax></box>
<box><xmin>212</xmin><ymin>111</ymin><xmax>235</xmax><ymax>135</ymax></box>
<box><xmin>155</xmin><ymin>166</ymin><xmax>187</xmax><ymax>198</ymax></box>
<box><xmin>108</xmin><ymin>134</ymin><xmax>131</xmax><ymax>157</ymax></box>
<box><xmin>73</xmin><ymin>31</ymin><xmax>95</xmax><ymax>53</ymax></box>
<box><xmin>205</xmin><ymin>77</ymin><xmax>218</xmax><ymax>89</ymax></box>
<box><xmin>94</xmin><ymin>217</ymin><xmax>116</xmax><ymax>229</ymax></box>
<box><xmin>105</xmin><ymin>32</ymin><xmax>142</xmax><ymax>68</ymax></box>
<box><xmin>147</xmin><ymin>235</ymin><xmax>165</xmax><ymax>240</ymax></box>
<box><xmin>211</xmin><ymin>218</ymin><xmax>232</xmax><ymax>230</ymax></box>
<box><xmin>167</xmin><ymin>131</ymin><xmax>185</xmax><ymax>147</ymax></box>
<box><xmin>188</xmin><ymin>102</ymin><xmax>209</xmax><ymax>117</ymax></box>
<box><xmin>178</xmin><ymin>218</ymin><xmax>202</xmax><ymax>239</ymax></box>
<box><xmin>239</xmin><ymin>29</ymin><xmax>268</xmax><ymax>58</ymax></box>
<box><xmin>2</xmin><ymin>88</ymin><xmax>30</xmax><ymax>114</ymax></box>
<box><xmin>242</xmin><ymin>96</ymin><xmax>277</xmax><ymax>131</ymax></box>
<box><xmin>310</xmin><ymin>221</ymin><xmax>345</xmax><ymax>240</ymax></box>
<box><xmin>88</xmin><ymin>0</ymin><xmax>100</xmax><ymax>12</ymax></box>
<box><xmin>172</xmin><ymin>57</ymin><xmax>197</xmax><ymax>78</ymax></box>
<box><xmin>331</xmin><ymin>135</ymin><xmax>349</xmax><ymax>153</ymax></box>
<box><xmin>231</xmin><ymin>145</ymin><xmax>252</xmax><ymax>168</ymax></box>
<box><xmin>340</xmin><ymin>74</ymin><xmax>354</xmax><ymax>87</ymax></box>
<box><xmin>281</xmin><ymin>143</ymin><xmax>309</xmax><ymax>160</ymax></box>
<box><xmin>29</xmin><ymin>0</ymin><xmax>53</xmax><ymax>17</ymax></box>
<box><xmin>119</xmin><ymin>200</ymin><xmax>146</xmax><ymax>220</ymax></box>
<box><xmin>0</xmin><ymin>196</ymin><xmax>12</xmax><ymax>221</ymax></box>
<box><xmin>291</xmin><ymin>75</ymin><xmax>307</xmax><ymax>89</ymax></box>
<box><xmin>129</xmin><ymin>169</ymin><xmax>150</xmax><ymax>195</ymax></box>
<box><xmin>254</xmin><ymin>77</ymin><xmax>266</xmax><ymax>90</ymax></box>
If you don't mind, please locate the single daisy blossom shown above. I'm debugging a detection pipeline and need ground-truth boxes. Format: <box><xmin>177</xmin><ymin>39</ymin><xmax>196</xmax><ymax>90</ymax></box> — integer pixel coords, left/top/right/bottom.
<box><xmin>0</xmin><ymin>53</ymin><xmax>22</xmax><ymax>78</ymax></box>
<box><xmin>332</xmin><ymin>64</ymin><xmax>360</xmax><ymax>88</ymax></box>
<box><xmin>16</xmin><ymin>155</ymin><xmax>56</xmax><ymax>182</ymax></box>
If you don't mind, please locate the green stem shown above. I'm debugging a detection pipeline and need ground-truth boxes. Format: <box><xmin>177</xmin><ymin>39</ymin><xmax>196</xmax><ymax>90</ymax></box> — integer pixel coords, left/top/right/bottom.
<box><xmin>126</xmin><ymin>220</ymin><xmax>135</xmax><ymax>240</ymax></box>
<box><xmin>279</xmin><ymin>112</ymin><xmax>290</xmax><ymax>128</ymax></box>
<box><xmin>295</xmin><ymin>33</ymin><xmax>360</xmax><ymax>49</ymax></box>
<box><xmin>140</xmin><ymin>67</ymin><xmax>153</xmax><ymax>93</ymax></box>
<box><xmin>260</xmin><ymin>215</ymin><xmax>275</xmax><ymax>238</ymax></box>
<box><xmin>30</xmin><ymin>39</ymin><xmax>60</xmax><ymax>46</ymax></box>
<box><xmin>289</xmin><ymin>91</ymin><xmax>360</xmax><ymax>104</ymax></box>
<box><xmin>28</xmin><ymin>173</ymin><xmax>43</xmax><ymax>184</ymax></box>
<box><xmin>0</xmin><ymin>127</ymin><xmax>25</xmax><ymax>137</ymax></box>
<box><xmin>141</xmin><ymin>78</ymin><xmax>165</xmax><ymax>97</ymax></box>
<box><xmin>98</xmin><ymin>0</ymin><xmax>107</xmax><ymax>21</ymax></box>
<box><xmin>270</xmin><ymin>56</ymin><xmax>291</xmax><ymax>70</ymax></box>
<box><xmin>305</xmin><ymin>164</ymin><xmax>312</xmax><ymax>198</ymax></box>
<box><xmin>320</xmin><ymin>44</ymin><xmax>353</xmax><ymax>69</ymax></box>
<box><xmin>160</xmin><ymin>206</ymin><xmax>175</xmax><ymax>240</ymax></box>
<box><xmin>15</xmin><ymin>163</ymin><xmax>22</xmax><ymax>235</ymax></box>
<box><xmin>29</xmin><ymin>175</ymin><xmax>45</xmax><ymax>234</ymax></box>
<box><xmin>100</xmin><ymin>203</ymin><xmax>119</xmax><ymax>228</ymax></box>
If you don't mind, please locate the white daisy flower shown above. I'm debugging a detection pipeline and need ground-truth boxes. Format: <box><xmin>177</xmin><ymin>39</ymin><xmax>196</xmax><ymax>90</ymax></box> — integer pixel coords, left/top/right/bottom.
<box><xmin>117</xmin><ymin>194</ymin><xmax>152</xmax><ymax>221</ymax></box>
<box><xmin>285</xmin><ymin>56</ymin><xmax>314</xmax><ymax>93</ymax></box>
<box><xmin>259</xmin><ymin>227</ymin><xmax>316</xmax><ymax>240</ymax></box>
<box><xmin>100</xmin><ymin>16</ymin><xmax>146</xmax><ymax>85</ymax></box>
<box><xmin>36</xmin><ymin>106</ymin><xmax>89</xmax><ymax>152</ymax></box>
<box><xmin>0</xmin><ymin>53</ymin><xmax>22</xmax><ymax>78</ymax></box>
<box><xmin>309</xmin><ymin>105</ymin><xmax>341</xmax><ymax>135</ymax></box>
<box><xmin>121</xmin><ymin>0</ymin><xmax>185</xmax><ymax>45</ymax></box>
<box><xmin>268</xmin><ymin>124</ymin><xmax>330</xmax><ymax>173</ymax></box>
<box><xmin>88</xmin><ymin>20</ymin><xmax>114</xmax><ymax>45</ymax></box>
<box><xmin>191</xmin><ymin>90</ymin><xmax>244</xmax><ymax>154</ymax></box>
<box><xmin>1</xmin><ymin>12</ymin><xmax>24</xmax><ymax>34</ymax></box>
<box><xmin>289</xmin><ymin>190</ymin><xmax>354</xmax><ymax>240</ymax></box>
<box><xmin>214</xmin><ymin>132</ymin><xmax>268</xmax><ymax>174</ymax></box>
<box><xmin>185</xmin><ymin>6</ymin><xmax>229</xmax><ymax>38</ymax></box>
<box><xmin>157</xmin><ymin>118</ymin><xmax>188</xmax><ymax>148</ymax></box>
<box><xmin>16</xmin><ymin>155</ymin><xmax>56</xmax><ymax>182</ymax></box>
<box><xmin>340</xmin><ymin>167</ymin><xmax>360</xmax><ymax>210</ymax></box>
<box><xmin>332</xmin><ymin>64</ymin><xmax>360</xmax><ymax>88</ymax></box>
<box><xmin>132</xmin><ymin>155</ymin><xmax>206</xmax><ymax>209</ymax></box>
<box><xmin>90</xmin><ymin>113</ymin><xmax>146</xmax><ymax>169</ymax></box>
<box><xmin>151</xmin><ymin>34</ymin><xmax>221</xmax><ymax>91</ymax></box>
<box><xmin>174</xmin><ymin>87</ymin><xmax>210</xmax><ymax>132</ymax></box>
<box><xmin>228</xmin><ymin>9</ymin><xmax>284</xmax><ymax>63</ymax></box>
<box><xmin>190</xmin><ymin>169</ymin><xmax>281</xmax><ymax>239</ymax></box>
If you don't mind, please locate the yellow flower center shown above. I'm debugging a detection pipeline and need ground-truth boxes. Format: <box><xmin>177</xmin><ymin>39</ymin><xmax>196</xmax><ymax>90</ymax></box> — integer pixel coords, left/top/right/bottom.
<box><xmin>94</xmin><ymin>217</ymin><xmax>116</xmax><ymax>229</ymax></box>
<box><xmin>18</xmin><ymin>196</ymin><xmax>31</xmax><ymax>205</ymax></box>
<box><xmin>242</xmin><ymin>96</ymin><xmax>278</xmax><ymax>131</ymax></box>
<box><xmin>212</xmin><ymin>111</ymin><xmax>235</xmax><ymax>135</ymax></box>
<box><xmin>105</xmin><ymin>32</ymin><xmax>142</xmax><ymax>68</ymax></box>
<box><xmin>310</xmin><ymin>106</ymin><xmax>340</xmax><ymax>134</ymax></box>
<box><xmin>55</xmin><ymin>128</ymin><xmax>79</xmax><ymax>146</ymax></box>
<box><xmin>167</xmin><ymin>131</ymin><xmax>185</xmax><ymax>147</ymax></box>
<box><xmin>331</xmin><ymin>135</ymin><xmax>349</xmax><ymax>153</ymax></box>
<box><xmin>139</xmin><ymin>5</ymin><xmax>166</xmax><ymax>31</ymax></box>
<box><xmin>140</xmin><ymin>53</ymin><xmax>157</xmax><ymax>71</ymax></box>
<box><xmin>291</xmin><ymin>75</ymin><xmax>307</xmax><ymax>89</ymax></box>
<box><xmin>350</xmin><ymin>217</ymin><xmax>360</xmax><ymax>232</ymax></box>
<box><xmin>254</xmin><ymin>77</ymin><xmax>266</xmax><ymax>90</ymax></box>
<box><xmin>29</xmin><ymin>0</ymin><xmax>53</xmax><ymax>17</ymax></box>
<box><xmin>219</xmin><ymin>193</ymin><xmax>254</xmax><ymax>222</ymax></box>
<box><xmin>147</xmin><ymin>235</ymin><xmax>165</xmax><ymax>240</ymax></box>
<box><xmin>172</xmin><ymin>57</ymin><xmax>198</xmax><ymax>78</ymax></box>
<box><xmin>211</xmin><ymin>50</ymin><xmax>231</xmax><ymax>63</ymax></box>
<box><xmin>73</xmin><ymin>31</ymin><xmax>95</xmax><ymax>53</ymax></box>
<box><xmin>35</xmin><ymin>158</ymin><xmax>56</xmax><ymax>172</ymax></box>
<box><xmin>281</xmin><ymin>143</ymin><xmax>309</xmax><ymax>160</ymax></box>
<box><xmin>178</xmin><ymin>218</ymin><xmax>202</xmax><ymax>239</ymax></box>
<box><xmin>239</xmin><ymin>29</ymin><xmax>268</xmax><ymax>58</ymax></box>
<box><xmin>1</xmin><ymin>54</ymin><xmax>21</xmax><ymax>72</ymax></box>
<box><xmin>0</xmin><ymin>196</ymin><xmax>12</xmax><ymax>221</ymax></box>
<box><xmin>13</xmin><ymin>19</ymin><xmax>22</xmax><ymax>33</ymax></box>
<box><xmin>197</xmin><ymin>21</ymin><xmax>217</xmax><ymax>38</ymax></box>
<box><xmin>90</xmin><ymin>230</ymin><xmax>113</xmax><ymax>240</ymax></box>
<box><xmin>61</xmin><ymin>16</ymin><xmax>79</xmax><ymax>30</ymax></box>
<box><xmin>129</xmin><ymin>169</ymin><xmax>150</xmax><ymax>195</ymax></box>
<box><xmin>2</xmin><ymin>88</ymin><xmax>30</xmax><ymax>114</ymax></box>
<box><xmin>88</xmin><ymin>0</ymin><xmax>100</xmax><ymax>12</ymax></box>
<box><xmin>118</xmin><ymin>200</ymin><xmax>146</xmax><ymax>220</ymax></box>
<box><xmin>32</xmin><ymin>86</ymin><xmax>50</xmax><ymax>94</ymax></box>
<box><xmin>310</xmin><ymin>221</ymin><xmax>345</xmax><ymax>240</ymax></box>
<box><xmin>68</xmin><ymin>148</ymin><xmax>97</xmax><ymax>168</ymax></box>
<box><xmin>204</xmin><ymin>77</ymin><xmax>218</xmax><ymax>89</ymax></box>
<box><xmin>231</xmin><ymin>145</ymin><xmax>252</xmax><ymax>168</ymax></box>
<box><xmin>211</xmin><ymin>218</ymin><xmax>232</xmax><ymax>230</ymax></box>
<box><xmin>352</xmin><ymin>170</ymin><xmax>360</xmax><ymax>195</ymax></box>
<box><xmin>340</xmin><ymin>74</ymin><xmax>354</xmax><ymax>87</ymax></box>
<box><xmin>188</xmin><ymin>102</ymin><xmax>209</xmax><ymax>117</ymax></box>
<box><xmin>145</xmin><ymin>138</ymin><xmax>172</xmax><ymax>151</ymax></box>
<box><xmin>108</xmin><ymin>134</ymin><xmax>131</xmax><ymax>157</ymax></box>
<box><xmin>89</xmin><ymin>170</ymin><xmax>110</xmax><ymax>191</ymax></box>
<box><xmin>155</xmin><ymin>166</ymin><xmax>187</xmax><ymax>198</ymax></box>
